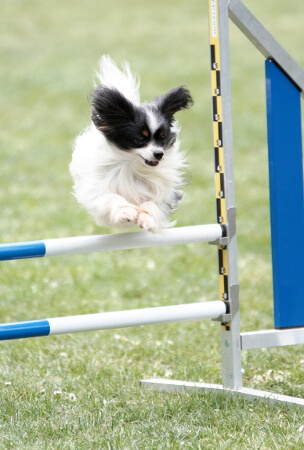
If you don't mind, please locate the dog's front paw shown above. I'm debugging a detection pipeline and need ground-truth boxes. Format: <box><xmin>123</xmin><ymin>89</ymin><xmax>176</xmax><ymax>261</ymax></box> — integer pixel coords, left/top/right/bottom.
<box><xmin>113</xmin><ymin>204</ymin><xmax>138</xmax><ymax>225</ymax></box>
<box><xmin>137</xmin><ymin>202</ymin><xmax>162</xmax><ymax>233</ymax></box>
<box><xmin>137</xmin><ymin>211</ymin><xmax>158</xmax><ymax>233</ymax></box>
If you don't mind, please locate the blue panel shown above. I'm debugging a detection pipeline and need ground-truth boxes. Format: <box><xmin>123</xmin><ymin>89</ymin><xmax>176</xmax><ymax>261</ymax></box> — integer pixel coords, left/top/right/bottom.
<box><xmin>0</xmin><ymin>241</ymin><xmax>46</xmax><ymax>261</ymax></box>
<box><xmin>0</xmin><ymin>320</ymin><xmax>50</xmax><ymax>340</ymax></box>
<box><xmin>265</xmin><ymin>59</ymin><xmax>304</xmax><ymax>328</ymax></box>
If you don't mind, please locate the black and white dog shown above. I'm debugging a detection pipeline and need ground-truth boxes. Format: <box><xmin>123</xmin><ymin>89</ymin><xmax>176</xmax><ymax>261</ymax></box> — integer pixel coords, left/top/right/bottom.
<box><xmin>70</xmin><ymin>56</ymin><xmax>193</xmax><ymax>233</ymax></box>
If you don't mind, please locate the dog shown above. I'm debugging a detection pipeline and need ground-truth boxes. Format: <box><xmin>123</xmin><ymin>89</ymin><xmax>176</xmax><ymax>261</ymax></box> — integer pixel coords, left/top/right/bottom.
<box><xmin>70</xmin><ymin>56</ymin><xmax>193</xmax><ymax>233</ymax></box>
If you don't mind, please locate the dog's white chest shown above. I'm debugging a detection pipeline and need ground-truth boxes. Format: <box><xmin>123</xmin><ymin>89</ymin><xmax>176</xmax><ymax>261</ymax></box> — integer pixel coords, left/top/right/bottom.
<box><xmin>109</xmin><ymin>166</ymin><xmax>156</xmax><ymax>205</ymax></box>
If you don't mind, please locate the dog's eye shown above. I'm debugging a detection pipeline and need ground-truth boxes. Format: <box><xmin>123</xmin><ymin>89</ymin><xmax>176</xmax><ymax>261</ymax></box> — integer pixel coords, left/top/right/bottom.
<box><xmin>156</xmin><ymin>129</ymin><xmax>166</xmax><ymax>142</ymax></box>
<box><xmin>134</xmin><ymin>137</ymin><xmax>146</xmax><ymax>147</ymax></box>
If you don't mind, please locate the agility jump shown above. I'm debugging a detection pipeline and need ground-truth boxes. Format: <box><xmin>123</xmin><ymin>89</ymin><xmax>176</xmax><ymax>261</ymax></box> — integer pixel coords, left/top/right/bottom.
<box><xmin>1</xmin><ymin>0</ymin><xmax>304</xmax><ymax>408</ymax></box>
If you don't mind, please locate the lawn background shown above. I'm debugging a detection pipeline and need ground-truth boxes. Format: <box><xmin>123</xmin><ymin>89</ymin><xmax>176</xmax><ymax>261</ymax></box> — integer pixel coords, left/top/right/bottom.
<box><xmin>0</xmin><ymin>0</ymin><xmax>303</xmax><ymax>448</ymax></box>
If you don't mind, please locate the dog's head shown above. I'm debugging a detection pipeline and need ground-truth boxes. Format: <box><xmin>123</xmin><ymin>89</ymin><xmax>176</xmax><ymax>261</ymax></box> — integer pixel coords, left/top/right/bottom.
<box><xmin>91</xmin><ymin>86</ymin><xmax>193</xmax><ymax>167</ymax></box>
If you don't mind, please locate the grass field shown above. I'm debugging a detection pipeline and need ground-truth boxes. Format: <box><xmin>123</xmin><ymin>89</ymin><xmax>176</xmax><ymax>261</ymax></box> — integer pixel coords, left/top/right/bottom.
<box><xmin>0</xmin><ymin>0</ymin><xmax>304</xmax><ymax>448</ymax></box>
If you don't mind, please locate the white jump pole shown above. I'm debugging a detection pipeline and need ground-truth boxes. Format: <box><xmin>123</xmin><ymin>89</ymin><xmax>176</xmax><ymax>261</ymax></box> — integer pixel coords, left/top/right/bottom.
<box><xmin>45</xmin><ymin>224</ymin><xmax>223</xmax><ymax>256</ymax></box>
<box><xmin>0</xmin><ymin>301</ymin><xmax>227</xmax><ymax>341</ymax></box>
<box><xmin>0</xmin><ymin>224</ymin><xmax>223</xmax><ymax>261</ymax></box>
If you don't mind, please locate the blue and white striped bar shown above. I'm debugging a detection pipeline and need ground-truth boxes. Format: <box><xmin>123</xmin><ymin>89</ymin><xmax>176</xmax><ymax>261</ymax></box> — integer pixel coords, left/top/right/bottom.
<box><xmin>0</xmin><ymin>224</ymin><xmax>223</xmax><ymax>261</ymax></box>
<box><xmin>0</xmin><ymin>301</ymin><xmax>227</xmax><ymax>341</ymax></box>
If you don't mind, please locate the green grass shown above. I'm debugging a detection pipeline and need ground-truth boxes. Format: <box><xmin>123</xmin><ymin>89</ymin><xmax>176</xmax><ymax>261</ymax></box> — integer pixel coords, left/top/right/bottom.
<box><xmin>1</xmin><ymin>0</ymin><xmax>304</xmax><ymax>448</ymax></box>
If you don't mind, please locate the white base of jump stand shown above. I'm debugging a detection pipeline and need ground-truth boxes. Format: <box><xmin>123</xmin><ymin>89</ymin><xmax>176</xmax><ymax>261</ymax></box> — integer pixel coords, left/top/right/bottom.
<box><xmin>140</xmin><ymin>379</ymin><xmax>304</xmax><ymax>409</ymax></box>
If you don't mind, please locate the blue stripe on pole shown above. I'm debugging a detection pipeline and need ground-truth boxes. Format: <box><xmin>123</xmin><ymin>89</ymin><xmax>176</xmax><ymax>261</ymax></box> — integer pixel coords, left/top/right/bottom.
<box><xmin>0</xmin><ymin>241</ymin><xmax>46</xmax><ymax>261</ymax></box>
<box><xmin>265</xmin><ymin>59</ymin><xmax>304</xmax><ymax>328</ymax></box>
<box><xmin>0</xmin><ymin>320</ymin><xmax>50</xmax><ymax>340</ymax></box>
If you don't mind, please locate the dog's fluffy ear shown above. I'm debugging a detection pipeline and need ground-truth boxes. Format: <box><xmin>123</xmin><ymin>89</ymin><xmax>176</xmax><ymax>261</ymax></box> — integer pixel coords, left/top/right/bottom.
<box><xmin>91</xmin><ymin>87</ymin><xmax>135</xmax><ymax>132</ymax></box>
<box><xmin>157</xmin><ymin>86</ymin><xmax>193</xmax><ymax>117</ymax></box>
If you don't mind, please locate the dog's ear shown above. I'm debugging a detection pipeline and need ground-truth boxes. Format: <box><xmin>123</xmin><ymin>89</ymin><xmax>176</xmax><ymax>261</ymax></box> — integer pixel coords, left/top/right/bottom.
<box><xmin>157</xmin><ymin>86</ymin><xmax>193</xmax><ymax>117</ymax></box>
<box><xmin>91</xmin><ymin>87</ymin><xmax>135</xmax><ymax>131</ymax></box>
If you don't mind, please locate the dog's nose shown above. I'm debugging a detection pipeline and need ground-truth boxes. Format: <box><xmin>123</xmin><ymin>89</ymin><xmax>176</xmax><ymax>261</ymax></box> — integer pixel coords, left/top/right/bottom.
<box><xmin>153</xmin><ymin>151</ymin><xmax>164</xmax><ymax>161</ymax></box>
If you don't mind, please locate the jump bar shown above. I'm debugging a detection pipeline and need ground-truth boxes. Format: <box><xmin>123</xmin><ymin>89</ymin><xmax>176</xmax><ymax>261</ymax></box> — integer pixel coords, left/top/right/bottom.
<box><xmin>0</xmin><ymin>224</ymin><xmax>223</xmax><ymax>261</ymax></box>
<box><xmin>0</xmin><ymin>301</ymin><xmax>227</xmax><ymax>341</ymax></box>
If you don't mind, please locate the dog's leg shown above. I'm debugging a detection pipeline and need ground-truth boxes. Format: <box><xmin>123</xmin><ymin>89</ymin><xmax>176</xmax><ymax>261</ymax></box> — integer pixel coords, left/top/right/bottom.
<box><xmin>137</xmin><ymin>202</ymin><xmax>163</xmax><ymax>233</ymax></box>
<box><xmin>93</xmin><ymin>194</ymin><xmax>138</xmax><ymax>226</ymax></box>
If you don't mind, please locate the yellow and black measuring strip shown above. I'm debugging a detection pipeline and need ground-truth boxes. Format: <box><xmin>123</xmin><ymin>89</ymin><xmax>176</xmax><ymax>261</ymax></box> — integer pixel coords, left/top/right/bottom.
<box><xmin>208</xmin><ymin>0</ymin><xmax>230</xmax><ymax>330</ymax></box>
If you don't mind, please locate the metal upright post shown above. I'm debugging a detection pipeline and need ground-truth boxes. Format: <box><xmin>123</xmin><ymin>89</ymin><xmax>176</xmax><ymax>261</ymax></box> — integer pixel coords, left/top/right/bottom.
<box><xmin>209</xmin><ymin>0</ymin><xmax>242</xmax><ymax>389</ymax></box>
<box><xmin>141</xmin><ymin>0</ymin><xmax>243</xmax><ymax>397</ymax></box>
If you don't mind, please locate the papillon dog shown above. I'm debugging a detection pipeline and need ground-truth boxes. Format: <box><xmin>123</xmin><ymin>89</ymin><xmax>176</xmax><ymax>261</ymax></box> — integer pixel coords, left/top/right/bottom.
<box><xmin>70</xmin><ymin>56</ymin><xmax>193</xmax><ymax>233</ymax></box>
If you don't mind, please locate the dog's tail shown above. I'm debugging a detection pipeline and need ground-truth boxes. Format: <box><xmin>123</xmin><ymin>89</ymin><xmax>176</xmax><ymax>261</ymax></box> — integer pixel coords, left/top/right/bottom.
<box><xmin>95</xmin><ymin>55</ymin><xmax>140</xmax><ymax>104</ymax></box>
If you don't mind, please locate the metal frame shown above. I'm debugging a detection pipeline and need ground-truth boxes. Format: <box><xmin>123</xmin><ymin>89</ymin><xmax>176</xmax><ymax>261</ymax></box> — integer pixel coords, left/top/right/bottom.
<box><xmin>241</xmin><ymin>328</ymin><xmax>304</xmax><ymax>351</ymax></box>
<box><xmin>230</xmin><ymin>1</ymin><xmax>304</xmax><ymax>343</ymax></box>
<box><xmin>142</xmin><ymin>0</ymin><xmax>304</xmax><ymax>408</ymax></box>
<box><xmin>228</xmin><ymin>0</ymin><xmax>304</xmax><ymax>95</ymax></box>
<box><xmin>141</xmin><ymin>379</ymin><xmax>304</xmax><ymax>408</ymax></box>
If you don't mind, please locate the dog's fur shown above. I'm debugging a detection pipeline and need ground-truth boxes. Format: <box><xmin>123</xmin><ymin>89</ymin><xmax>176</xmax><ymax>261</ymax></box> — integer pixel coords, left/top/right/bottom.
<box><xmin>70</xmin><ymin>56</ymin><xmax>193</xmax><ymax>233</ymax></box>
